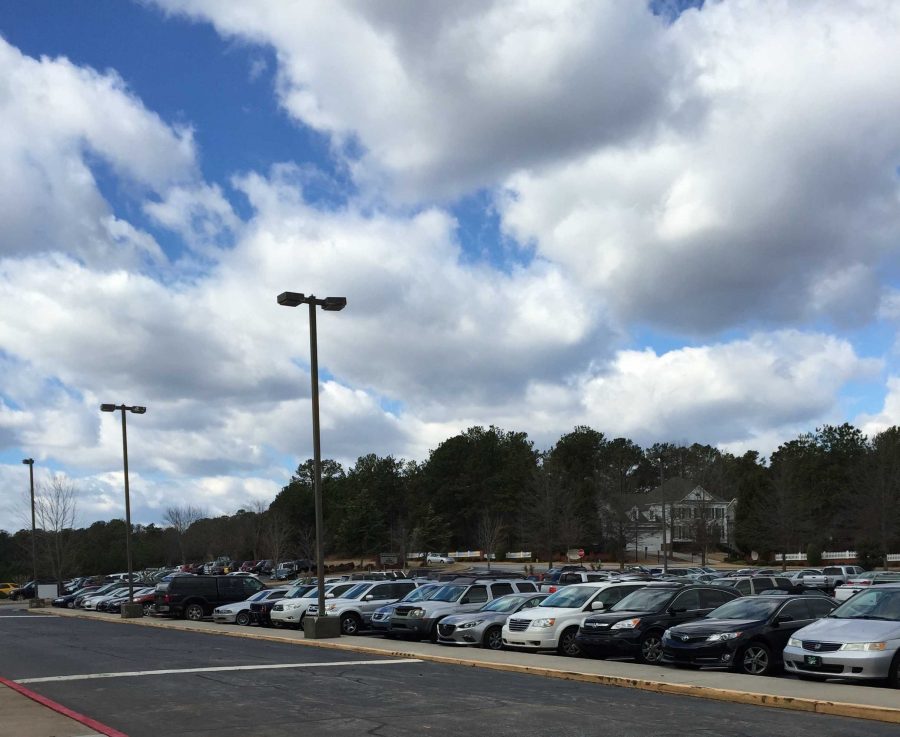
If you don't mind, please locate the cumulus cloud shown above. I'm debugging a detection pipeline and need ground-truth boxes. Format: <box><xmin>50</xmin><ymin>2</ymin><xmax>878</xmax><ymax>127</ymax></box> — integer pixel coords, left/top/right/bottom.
<box><xmin>154</xmin><ymin>0</ymin><xmax>676</xmax><ymax>200</ymax></box>
<box><xmin>501</xmin><ymin>1</ymin><xmax>900</xmax><ymax>333</ymax></box>
<box><xmin>0</xmin><ymin>37</ymin><xmax>197</xmax><ymax>267</ymax></box>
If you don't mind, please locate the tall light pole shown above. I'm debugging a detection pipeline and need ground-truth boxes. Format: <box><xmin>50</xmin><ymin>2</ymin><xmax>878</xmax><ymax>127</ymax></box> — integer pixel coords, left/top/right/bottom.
<box><xmin>277</xmin><ymin>291</ymin><xmax>346</xmax><ymax>639</ymax></box>
<box><xmin>101</xmin><ymin>403</ymin><xmax>146</xmax><ymax>618</ymax></box>
<box><xmin>22</xmin><ymin>459</ymin><xmax>37</xmax><ymax>585</ymax></box>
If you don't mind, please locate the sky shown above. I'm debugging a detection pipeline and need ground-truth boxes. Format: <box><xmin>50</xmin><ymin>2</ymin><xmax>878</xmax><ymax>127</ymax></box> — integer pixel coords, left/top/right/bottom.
<box><xmin>2</xmin><ymin>0</ymin><xmax>900</xmax><ymax>532</ymax></box>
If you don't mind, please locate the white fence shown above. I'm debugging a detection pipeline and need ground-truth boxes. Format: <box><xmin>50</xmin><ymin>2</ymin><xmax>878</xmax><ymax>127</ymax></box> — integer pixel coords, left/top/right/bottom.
<box><xmin>448</xmin><ymin>550</ymin><xmax>482</xmax><ymax>560</ymax></box>
<box><xmin>777</xmin><ymin>550</ymin><xmax>900</xmax><ymax>562</ymax></box>
<box><xmin>406</xmin><ymin>551</ymin><xmax>532</xmax><ymax>561</ymax></box>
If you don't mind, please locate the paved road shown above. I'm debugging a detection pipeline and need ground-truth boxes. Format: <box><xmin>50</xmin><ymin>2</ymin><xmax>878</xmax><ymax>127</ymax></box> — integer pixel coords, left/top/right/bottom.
<box><xmin>0</xmin><ymin>608</ymin><xmax>895</xmax><ymax>737</ymax></box>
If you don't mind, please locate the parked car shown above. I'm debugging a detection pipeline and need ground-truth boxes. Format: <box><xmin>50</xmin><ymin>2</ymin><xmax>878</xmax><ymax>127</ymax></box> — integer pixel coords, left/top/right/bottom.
<box><xmin>309</xmin><ymin>579</ymin><xmax>420</xmax><ymax>635</ymax></box>
<box><xmin>788</xmin><ymin>569</ymin><xmax>825</xmax><ymax>587</ymax></box>
<box><xmin>833</xmin><ymin>571</ymin><xmax>900</xmax><ymax>602</ymax></box>
<box><xmin>575</xmin><ymin>583</ymin><xmax>741</xmax><ymax>664</ymax></box>
<box><xmin>661</xmin><ymin>594</ymin><xmax>837</xmax><ymax>675</ymax></box>
<box><xmin>249</xmin><ymin>587</ymin><xmax>293</xmax><ymax>626</ymax></box>
<box><xmin>83</xmin><ymin>586</ymin><xmax>133</xmax><ymax>610</ymax></box>
<box><xmin>501</xmin><ymin>581</ymin><xmax>649</xmax><ymax>657</ymax></box>
<box><xmin>538</xmin><ymin>571</ymin><xmax>612</xmax><ymax>593</ymax></box>
<box><xmin>270</xmin><ymin>581</ymin><xmax>360</xmax><ymax>629</ymax></box>
<box><xmin>213</xmin><ymin>587</ymin><xmax>287</xmax><ymax>625</ymax></box>
<box><xmin>371</xmin><ymin>584</ymin><xmax>443</xmax><ymax>634</ymax></box>
<box><xmin>52</xmin><ymin>586</ymin><xmax>99</xmax><ymax>608</ymax></box>
<box><xmin>426</xmin><ymin>553</ymin><xmax>456</xmax><ymax>565</ymax></box>
<box><xmin>155</xmin><ymin>574</ymin><xmax>265</xmax><ymax>620</ymax></box>
<box><xmin>240</xmin><ymin>560</ymin><xmax>259</xmax><ymax>573</ymax></box>
<box><xmin>73</xmin><ymin>581</ymin><xmax>122</xmax><ymax>607</ymax></box>
<box><xmin>101</xmin><ymin>587</ymin><xmax>156</xmax><ymax>613</ymax></box>
<box><xmin>711</xmin><ymin>575</ymin><xmax>796</xmax><ymax>596</ymax></box>
<box><xmin>782</xmin><ymin>583</ymin><xmax>900</xmax><ymax>686</ymax></box>
<box><xmin>437</xmin><ymin>592</ymin><xmax>549</xmax><ymax>650</ymax></box>
<box><xmin>390</xmin><ymin>579</ymin><xmax>537</xmax><ymax>642</ymax></box>
<box><xmin>8</xmin><ymin>580</ymin><xmax>57</xmax><ymax>600</ymax></box>
<box><xmin>800</xmin><ymin>565</ymin><xmax>868</xmax><ymax>592</ymax></box>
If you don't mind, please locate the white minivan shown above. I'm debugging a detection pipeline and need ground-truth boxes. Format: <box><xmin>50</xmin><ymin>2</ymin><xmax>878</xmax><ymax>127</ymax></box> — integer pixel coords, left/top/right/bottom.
<box><xmin>502</xmin><ymin>581</ymin><xmax>648</xmax><ymax>656</ymax></box>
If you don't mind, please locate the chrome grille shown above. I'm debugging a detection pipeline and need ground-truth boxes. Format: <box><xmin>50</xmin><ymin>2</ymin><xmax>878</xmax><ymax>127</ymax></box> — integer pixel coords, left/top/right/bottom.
<box><xmin>507</xmin><ymin>618</ymin><xmax>530</xmax><ymax>632</ymax></box>
<box><xmin>438</xmin><ymin>623</ymin><xmax>456</xmax><ymax>636</ymax></box>
<box><xmin>801</xmin><ymin>641</ymin><xmax>842</xmax><ymax>653</ymax></box>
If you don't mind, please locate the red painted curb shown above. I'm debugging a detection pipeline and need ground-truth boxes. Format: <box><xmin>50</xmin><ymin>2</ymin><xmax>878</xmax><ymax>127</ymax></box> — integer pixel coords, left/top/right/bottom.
<box><xmin>0</xmin><ymin>675</ymin><xmax>128</xmax><ymax>737</ymax></box>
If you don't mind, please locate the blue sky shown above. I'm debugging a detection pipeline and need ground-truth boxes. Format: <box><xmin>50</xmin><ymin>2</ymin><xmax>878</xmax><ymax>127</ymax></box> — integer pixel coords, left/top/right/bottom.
<box><xmin>1</xmin><ymin>0</ymin><xmax>899</xmax><ymax>530</ymax></box>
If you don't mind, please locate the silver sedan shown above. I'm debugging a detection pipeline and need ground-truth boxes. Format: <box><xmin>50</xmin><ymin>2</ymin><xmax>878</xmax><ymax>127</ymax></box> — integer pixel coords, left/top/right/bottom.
<box><xmin>437</xmin><ymin>593</ymin><xmax>548</xmax><ymax>650</ymax></box>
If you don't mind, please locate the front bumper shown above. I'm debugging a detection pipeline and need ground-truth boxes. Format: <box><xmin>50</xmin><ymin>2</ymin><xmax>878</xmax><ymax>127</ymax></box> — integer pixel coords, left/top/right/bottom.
<box><xmin>660</xmin><ymin>636</ymin><xmax>736</xmax><ymax>666</ymax></box>
<box><xmin>501</xmin><ymin>627</ymin><xmax>558</xmax><ymax>650</ymax></box>
<box><xmin>212</xmin><ymin>612</ymin><xmax>237</xmax><ymax>623</ymax></box>
<box><xmin>388</xmin><ymin>616</ymin><xmax>434</xmax><ymax>637</ymax></box>
<box><xmin>437</xmin><ymin>622</ymin><xmax>487</xmax><ymax>646</ymax></box>
<box><xmin>783</xmin><ymin>644</ymin><xmax>896</xmax><ymax>680</ymax></box>
<box><xmin>574</xmin><ymin>629</ymin><xmax>642</xmax><ymax>656</ymax></box>
<box><xmin>270</xmin><ymin>608</ymin><xmax>305</xmax><ymax>624</ymax></box>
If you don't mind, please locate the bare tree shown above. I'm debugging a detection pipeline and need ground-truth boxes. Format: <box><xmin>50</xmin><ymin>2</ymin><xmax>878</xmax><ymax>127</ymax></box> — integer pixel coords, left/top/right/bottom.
<box><xmin>34</xmin><ymin>476</ymin><xmax>78</xmax><ymax>587</ymax></box>
<box><xmin>476</xmin><ymin>512</ymin><xmax>505</xmax><ymax>570</ymax></box>
<box><xmin>263</xmin><ymin>510</ymin><xmax>294</xmax><ymax>570</ymax></box>
<box><xmin>164</xmin><ymin>505</ymin><xmax>205</xmax><ymax>564</ymax></box>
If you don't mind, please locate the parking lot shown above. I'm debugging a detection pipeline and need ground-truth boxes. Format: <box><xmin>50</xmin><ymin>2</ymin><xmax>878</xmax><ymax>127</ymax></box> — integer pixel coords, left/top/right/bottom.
<box><xmin>1</xmin><ymin>605</ymin><xmax>898</xmax><ymax>737</ymax></box>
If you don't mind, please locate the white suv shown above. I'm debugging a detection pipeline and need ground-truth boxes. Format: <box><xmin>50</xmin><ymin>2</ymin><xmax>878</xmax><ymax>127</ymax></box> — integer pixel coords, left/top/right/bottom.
<box><xmin>502</xmin><ymin>581</ymin><xmax>648</xmax><ymax>656</ymax></box>
<box><xmin>306</xmin><ymin>580</ymin><xmax>419</xmax><ymax>635</ymax></box>
<box><xmin>270</xmin><ymin>581</ymin><xmax>359</xmax><ymax>629</ymax></box>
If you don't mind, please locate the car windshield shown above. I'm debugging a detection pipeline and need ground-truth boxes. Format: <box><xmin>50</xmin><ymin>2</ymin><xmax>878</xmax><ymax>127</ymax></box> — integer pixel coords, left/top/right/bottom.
<box><xmin>830</xmin><ymin>589</ymin><xmax>900</xmax><ymax>620</ymax></box>
<box><xmin>402</xmin><ymin>586</ymin><xmax>438</xmax><ymax>603</ymax></box>
<box><xmin>541</xmin><ymin>586</ymin><xmax>598</xmax><ymax>609</ymax></box>
<box><xmin>481</xmin><ymin>595</ymin><xmax>524</xmax><ymax>613</ymax></box>
<box><xmin>286</xmin><ymin>584</ymin><xmax>314</xmax><ymax>597</ymax></box>
<box><xmin>711</xmin><ymin>579</ymin><xmax>737</xmax><ymax>587</ymax></box>
<box><xmin>431</xmin><ymin>585</ymin><xmax>467</xmax><ymax>602</ymax></box>
<box><xmin>707</xmin><ymin>598</ymin><xmax>782</xmax><ymax>620</ymax></box>
<box><xmin>247</xmin><ymin>590</ymin><xmax>271</xmax><ymax>602</ymax></box>
<box><xmin>611</xmin><ymin>588</ymin><xmax>674</xmax><ymax>612</ymax></box>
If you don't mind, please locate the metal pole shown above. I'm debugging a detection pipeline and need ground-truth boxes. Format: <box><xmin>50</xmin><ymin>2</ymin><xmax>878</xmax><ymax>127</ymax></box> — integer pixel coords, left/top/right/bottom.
<box><xmin>120</xmin><ymin>408</ymin><xmax>134</xmax><ymax>601</ymax></box>
<box><xmin>28</xmin><ymin>461</ymin><xmax>37</xmax><ymax>585</ymax></box>
<box><xmin>308</xmin><ymin>299</ymin><xmax>326</xmax><ymax>618</ymax></box>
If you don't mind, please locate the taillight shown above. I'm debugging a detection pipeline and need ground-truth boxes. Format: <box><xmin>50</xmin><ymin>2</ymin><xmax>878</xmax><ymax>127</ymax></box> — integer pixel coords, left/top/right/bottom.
<box><xmin>549</xmin><ymin>586</ymin><xmax>557</xmax><ymax>593</ymax></box>
<box><xmin>164</xmin><ymin>594</ymin><xmax>171</xmax><ymax>603</ymax></box>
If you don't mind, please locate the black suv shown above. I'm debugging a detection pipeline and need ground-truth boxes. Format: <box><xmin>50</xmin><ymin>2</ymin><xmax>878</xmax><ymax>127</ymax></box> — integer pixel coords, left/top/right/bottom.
<box><xmin>155</xmin><ymin>575</ymin><xmax>265</xmax><ymax>620</ymax></box>
<box><xmin>575</xmin><ymin>583</ymin><xmax>740</xmax><ymax>664</ymax></box>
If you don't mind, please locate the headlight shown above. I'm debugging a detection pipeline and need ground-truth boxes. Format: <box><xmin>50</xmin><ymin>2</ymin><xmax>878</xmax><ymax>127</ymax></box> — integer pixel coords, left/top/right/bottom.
<box><xmin>284</xmin><ymin>603</ymin><xmax>304</xmax><ymax>610</ymax></box>
<box><xmin>408</xmin><ymin>608</ymin><xmax>426</xmax><ymax>618</ymax></box>
<box><xmin>530</xmin><ymin>618</ymin><xmax>556</xmax><ymax>628</ymax></box>
<box><xmin>611</xmin><ymin>618</ymin><xmax>641</xmax><ymax>630</ymax></box>
<box><xmin>457</xmin><ymin>620</ymin><xmax>483</xmax><ymax>630</ymax></box>
<box><xmin>788</xmin><ymin>637</ymin><xmax>802</xmax><ymax>647</ymax></box>
<box><xmin>706</xmin><ymin>632</ymin><xmax>741</xmax><ymax>642</ymax></box>
<box><xmin>325</xmin><ymin>603</ymin><xmax>338</xmax><ymax>612</ymax></box>
<box><xmin>839</xmin><ymin>642</ymin><xmax>887</xmax><ymax>651</ymax></box>
<box><xmin>662</xmin><ymin>629</ymin><xmax>671</xmax><ymax>640</ymax></box>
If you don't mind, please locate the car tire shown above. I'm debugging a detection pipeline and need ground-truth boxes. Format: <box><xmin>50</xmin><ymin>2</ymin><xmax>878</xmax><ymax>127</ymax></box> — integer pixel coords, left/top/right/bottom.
<box><xmin>235</xmin><ymin>610</ymin><xmax>251</xmax><ymax>626</ymax></box>
<box><xmin>142</xmin><ymin>602</ymin><xmax>153</xmax><ymax>617</ymax></box>
<box><xmin>888</xmin><ymin>652</ymin><xmax>900</xmax><ymax>689</ymax></box>
<box><xmin>341</xmin><ymin>613</ymin><xmax>362</xmax><ymax>636</ymax></box>
<box><xmin>482</xmin><ymin>626</ymin><xmax>503</xmax><ymax>651</ymax></box>
<box><xmin>637</xmin><ymin>631</ymin><xmax>664</xmax><ymax>664</ymax></box>
<box><xmin>737</xmin><ymin>642</ymin><xmax>772</xmax><ymax>676</ymax></box>
<box><xmin>184</xmin><ymin>603</ymin><xmax>204</xmax><ymax>621</ymax></box>
<box><xmin>557</xmin><ymin>627</ymin><xmax>581</xmax><ymax>657</ymax></box>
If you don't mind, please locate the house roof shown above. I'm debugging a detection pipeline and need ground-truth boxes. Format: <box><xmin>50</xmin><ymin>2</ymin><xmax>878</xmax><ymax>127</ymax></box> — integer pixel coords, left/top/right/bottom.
<box><xmin>640</xmin><ymin>477</ymin><xmax>728</xmax><ymax>506</ymax></box>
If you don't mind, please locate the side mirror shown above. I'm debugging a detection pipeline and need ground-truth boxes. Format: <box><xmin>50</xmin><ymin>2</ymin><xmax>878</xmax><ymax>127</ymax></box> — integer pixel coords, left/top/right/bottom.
<box><xmin>774</xmin><ymin>614</ymin><xmax>793</xmax><ymax>624</ymax></box>
<box><xmin>590</xmin><ymin>600</ymin><xmax>605</xmax><ymax>611</ymax></box>
<box><xmin>363</xmin><ymin>594</ymin><xmax>373</xmax><ymax>601</ymax></box>
<box><xmin>668</xmin><ymin>607</ymin><xmax>684</xmax><ymax>615</ymax></box>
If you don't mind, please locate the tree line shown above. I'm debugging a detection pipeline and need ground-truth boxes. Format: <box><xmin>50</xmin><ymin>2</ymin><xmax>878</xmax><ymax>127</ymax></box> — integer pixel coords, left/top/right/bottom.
<box><xmin>3</xmin><ymin>422</ymin><xmax>899</xmax><ymax>582</ymax></box>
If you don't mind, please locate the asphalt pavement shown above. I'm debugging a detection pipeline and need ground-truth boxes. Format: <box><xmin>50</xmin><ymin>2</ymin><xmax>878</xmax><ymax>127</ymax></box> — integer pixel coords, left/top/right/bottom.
<box><xmin>1</xmin><ymin>603</ymin><xmax>898</xmax><ymax>737</ymax></box>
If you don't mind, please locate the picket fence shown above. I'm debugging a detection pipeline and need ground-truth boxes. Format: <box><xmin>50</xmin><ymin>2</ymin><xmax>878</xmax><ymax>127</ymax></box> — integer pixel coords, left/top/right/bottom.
<box><xmin>777</xmin><ymin>550</ymin><xmax>900</xmax><ymax>562</ymax></box>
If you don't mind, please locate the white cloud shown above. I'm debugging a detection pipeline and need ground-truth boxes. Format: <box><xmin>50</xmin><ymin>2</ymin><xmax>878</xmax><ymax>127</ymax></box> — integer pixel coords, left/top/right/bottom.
<box><xmin>154</xmin><ymin>0</ymin><xmax>676</xmax><ymax>200</ymax></box>
<box><xmin>0</xmin><ymin>37</ymin><xmax>196</xmax><ymax>266</ymax></box>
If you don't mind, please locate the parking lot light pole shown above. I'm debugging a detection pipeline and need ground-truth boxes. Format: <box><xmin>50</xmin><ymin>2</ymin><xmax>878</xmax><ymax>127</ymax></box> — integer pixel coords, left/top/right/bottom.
<box><xmin>22</xmin><ymin>459</ymin><xmax>37</xmax><ymax>585</ymax></box>
<box><xmin>277</xmin><ymin>291</ymin><xmax>346</xmax><ymax>639</ymax></box>
<box><xmin>101</xmin><ymin>403</ymin><xmax>146</xmax><ymax>618</ymax></box>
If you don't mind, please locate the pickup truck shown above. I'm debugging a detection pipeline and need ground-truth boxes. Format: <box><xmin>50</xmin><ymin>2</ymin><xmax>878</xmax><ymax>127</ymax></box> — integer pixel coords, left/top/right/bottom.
<box><xmin>538</xmin><ymin>571</ymin><xmax>612</xmax><ymax>593</ymax></box>
<box><xmin>799</xmin><ymin>565</ymin><xmax>866</xmax><ymax>591</ymax></box>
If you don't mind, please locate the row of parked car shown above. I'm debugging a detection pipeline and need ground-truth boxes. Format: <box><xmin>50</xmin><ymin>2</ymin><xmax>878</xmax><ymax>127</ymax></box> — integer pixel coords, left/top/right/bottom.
<box><xmin>39</xmin><ymin>564</ymin><xmax>900</xmax><ymax>689</ymax></box>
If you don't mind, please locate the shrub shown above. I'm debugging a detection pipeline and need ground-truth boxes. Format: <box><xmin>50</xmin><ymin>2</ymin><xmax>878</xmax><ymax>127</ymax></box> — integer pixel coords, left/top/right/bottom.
<box><xmin>856</xmin><ymin>542</ymin><xmax>885</xmax><ymax>570</ymax></box>
<box><xmin>806</xmin><ymin>542</ymin><xmax>823</xmax><ymax>567</ymax></box>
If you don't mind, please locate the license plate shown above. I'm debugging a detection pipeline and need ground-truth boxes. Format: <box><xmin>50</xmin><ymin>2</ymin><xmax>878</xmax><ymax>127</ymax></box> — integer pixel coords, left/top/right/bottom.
<box><xmin>804</xmin><ymin>655</ymin><xmax>822</xmax><ymax>666</ymax></box>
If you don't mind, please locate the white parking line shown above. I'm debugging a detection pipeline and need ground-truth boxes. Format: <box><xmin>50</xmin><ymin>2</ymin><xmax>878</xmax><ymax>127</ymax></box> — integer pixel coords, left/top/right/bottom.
<box><xmin>15</xmin><ymin>658</ymin><xmax>421</xmax><ymax>684</ymax></box>
<box><xmin>0</xmin><ymin>615</ymin><xmax>58</xmax><ymax>618</ymax></box>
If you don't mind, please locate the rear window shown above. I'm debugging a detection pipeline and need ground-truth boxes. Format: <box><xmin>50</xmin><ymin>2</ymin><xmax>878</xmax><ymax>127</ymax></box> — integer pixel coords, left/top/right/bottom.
<box><xmin>823</xmin><ymin>567</ymin><xmax>842</xmax><ymax>576</ymax></box>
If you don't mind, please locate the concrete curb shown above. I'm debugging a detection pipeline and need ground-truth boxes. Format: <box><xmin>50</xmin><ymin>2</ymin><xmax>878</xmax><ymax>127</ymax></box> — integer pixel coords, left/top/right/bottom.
<box><xmin>31</xmin><ymin>608</ymin><xmax>900</xmax><ymax>725</ymax></box>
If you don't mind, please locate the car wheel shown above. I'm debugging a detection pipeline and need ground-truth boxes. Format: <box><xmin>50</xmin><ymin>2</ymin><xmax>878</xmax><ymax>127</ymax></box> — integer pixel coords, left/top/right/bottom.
<box><xmin>142</xmin><ymin>602</ymin><xmax>153</xmax><ymax>617</ymax></box>
<box><xmin>737</xmin><ymin>643</ymin><xmax>772</xmax><ymax>676</ymax></box>
<box><xmin>482</xmin><ymin>626</ymin><xmax>503</xmax><ymax>651</ymax></box>
<box><xmin>184</xmin><ymin>603</ymin><xmax>204</xmax><ymax>621</ymax></box>
<box><xmin>235</xmin><ymin>610</ymin><xmax>251</xmax><ymax>626</ymax></box>
<box><xmin>638</xmin><ymin>632</ymin><xmax>664</xmax><ymax>664</ymax></box>
<box><xmin>67</xmin><ymin>601</ymin><xmax>74</xmax><ymax>608</ymax></box>
<box><xmin>341</xmin><ymin>613</ymin><xmax>362</xmax><ymax>636</ymax></box>
<box><xmin>888</xmin><ymin>652</ymin><xmax>900</xmax><ymax>689</ymax></box>
<box><xmin>557</xmin><ymin>627</ymin><xmax>581</xmax><ymax>657</ymax></box>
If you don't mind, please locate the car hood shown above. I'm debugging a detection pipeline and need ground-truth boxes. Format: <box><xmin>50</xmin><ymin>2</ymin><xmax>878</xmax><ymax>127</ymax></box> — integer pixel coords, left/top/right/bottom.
<box><xmin>582</xmin><ymin>609</ymin><xmax>655</xmax><ymax>624</ymax></box>
<box><xmin>510</xmin><ymin>606</ymin><xmax>585</xmax><ymax>621</ymax></box>
<box><xmin>441</xmin><ymin>611</ymin><xmax>508</xmax><ymax>626</ymax></box>
<box><xmin>669</xmin><ymin>618</ymin><xmax>763</xmax><ymax>635</ymax></box>
<box><xmin>794</xmin><ymin>617</ymin><xmax>900</xmax><ymax>641</ymax></box>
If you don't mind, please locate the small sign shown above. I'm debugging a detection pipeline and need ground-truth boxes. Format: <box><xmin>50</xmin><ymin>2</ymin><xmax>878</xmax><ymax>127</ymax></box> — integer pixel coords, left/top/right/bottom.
<box><xmin>578</xmin><ymin>549</ymin><xmax>585</xmax><ymax>558</ymax></box>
